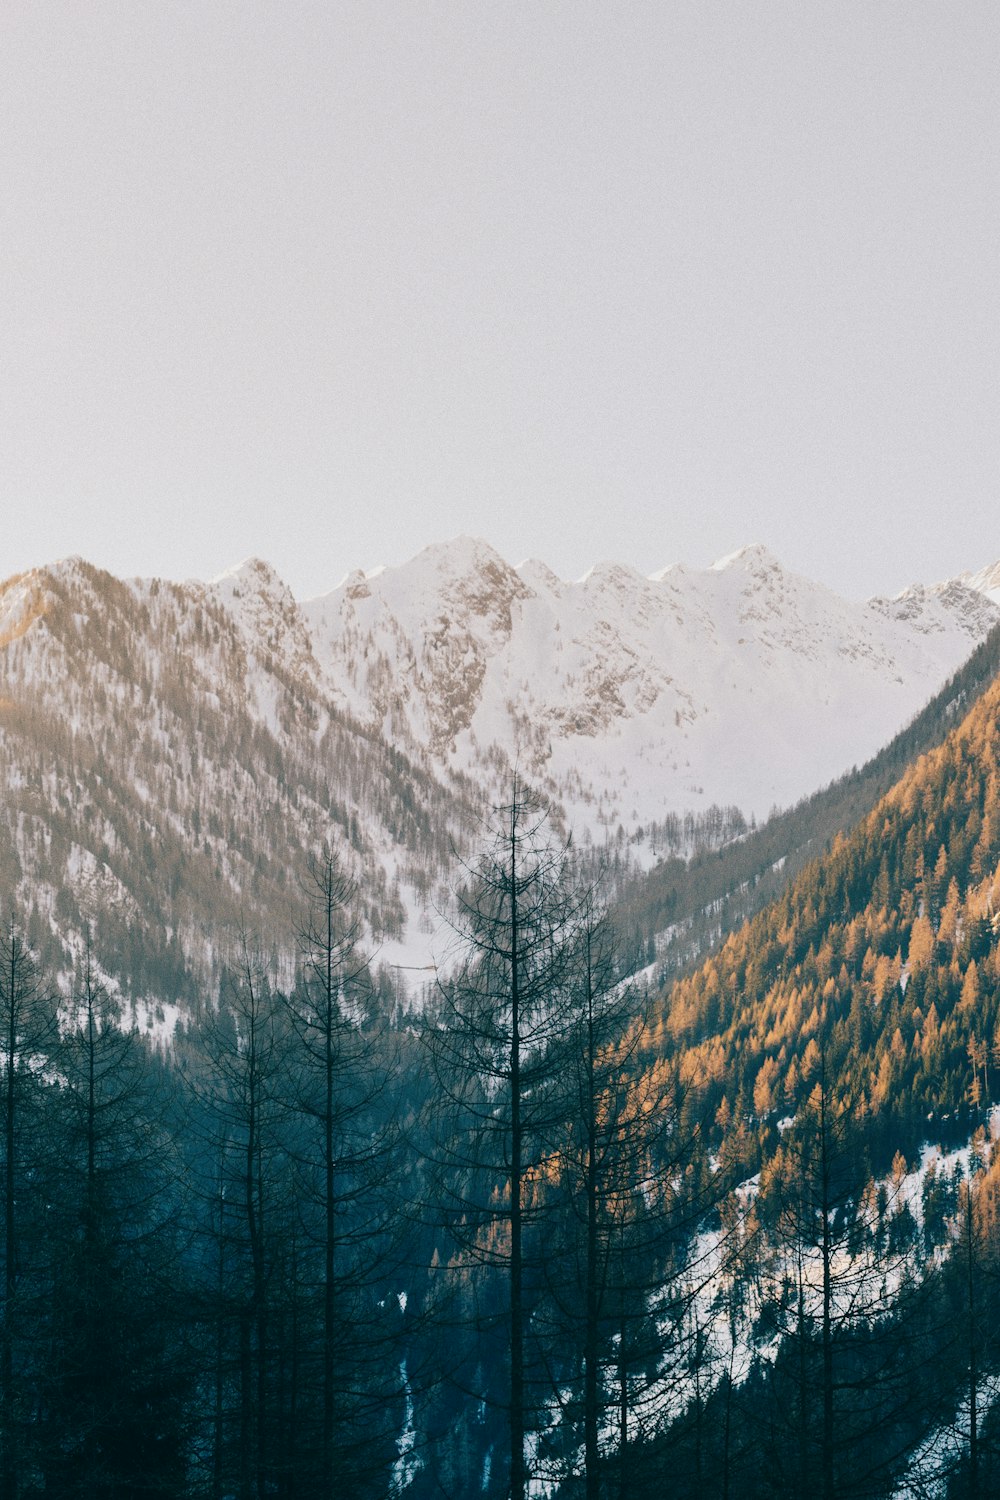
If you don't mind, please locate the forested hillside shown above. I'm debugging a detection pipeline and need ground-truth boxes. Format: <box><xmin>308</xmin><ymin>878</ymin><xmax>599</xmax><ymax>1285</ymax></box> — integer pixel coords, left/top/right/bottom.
<box><xmin>613</xmin><ymin>620</ymin><xmax>1000</xmax><ymax>982</ymax></box>
<box><xmin>660</xmin><ymin>652</ymin><xmax>1000</xmax><ymax>1167</ymax></box>
<box><xmin>622</xmin><ymin>647</ymin><xmax>1000</xmax><ymax>1496</ymax></box>
<box><xmin>5</xmin><ymin>566</ymin><xmax>1000</xmax><ymax>1496</ymax></box>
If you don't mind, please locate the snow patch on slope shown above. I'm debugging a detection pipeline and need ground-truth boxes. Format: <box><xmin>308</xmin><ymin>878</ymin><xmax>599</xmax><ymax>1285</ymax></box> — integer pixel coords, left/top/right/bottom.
<box><xmin>300</xmin><ymin>537</ymin><xmax>1000</xmax><ymax>840</ymax></box>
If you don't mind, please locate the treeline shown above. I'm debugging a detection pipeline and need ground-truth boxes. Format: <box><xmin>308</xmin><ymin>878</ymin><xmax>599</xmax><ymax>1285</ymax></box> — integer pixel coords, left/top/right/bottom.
<box><xmin>631</xmin><ymin>805</ymin><xmax>751</xmax><ymax>862</ymax></box>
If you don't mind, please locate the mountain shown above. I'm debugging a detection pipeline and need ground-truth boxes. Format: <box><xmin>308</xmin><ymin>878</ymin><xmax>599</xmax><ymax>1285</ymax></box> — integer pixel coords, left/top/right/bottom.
<box><xmin>0</xmin><ymin>557</ymin><xmax>473</xmax><ymax>1007</ymax></box>
<box><xmin>963</xmin><ymin>558</ymin><xmax>1000</xmax><ymax>602</ymax></box>
<box><xmin>614</xmin><ymin>620</ymin><xmax>1000</xmax><ymax>981</ymax></box>
<box><xmin>0</xmin><ymin>537</ymin><xmax>998</xmax><ymax>1009</ymax></box>
<box><xmin>303</xmin><ymin>538</ymin><xmax>999</xmax><ymax>840</ymax></box>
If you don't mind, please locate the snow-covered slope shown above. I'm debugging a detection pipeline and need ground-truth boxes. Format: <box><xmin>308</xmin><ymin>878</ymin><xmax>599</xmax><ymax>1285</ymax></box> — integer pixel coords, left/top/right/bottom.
<box><xmin>302</xmin><ymin>538</ymin><xmax>999</xmax><ymax>838</ymax></box>
<box><xmin>0</xmin><ymin>538</ymin><xmax>997</xmax><ymax>1006</ymax></box>
<box><xmin>0</xmin><ymin>557</ymin><xmax>473</xmax><ymax>1000</ymax></box>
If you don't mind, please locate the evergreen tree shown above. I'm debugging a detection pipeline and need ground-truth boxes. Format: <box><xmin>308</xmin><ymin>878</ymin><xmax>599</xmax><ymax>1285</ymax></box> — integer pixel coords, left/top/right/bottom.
<box><xmin>0</xmin><ymin>917</ymin><xmax>58</xmax><ymax>1500</ymax></box>
<box><xmin>38</xmin><ymin>946</ymin><xmax>187</xmax><ymax>1498</ymax></box>
<box><xmin>280</xmin><ymin>849</ymin><xmax>404</xmax><ymax>1497</ymax></box>
<box><xmin>184</xmin><ymin>937</ymin><xmax>287</xmax><ymax>1500</ymax></box>
<box><xmin>541</xmin><ymin>909</ymin><xmax>712</xmax><ymax>1498</ymax></box>
<box><xmin>424</xmin><ymin>779</ymin><xmax>578</xmax><ymax>1500</ymax></box>
<box><xmin>759</xmin><ymin>1036</ymin><xmax>931</xmax><ymax>1498</ymax></box>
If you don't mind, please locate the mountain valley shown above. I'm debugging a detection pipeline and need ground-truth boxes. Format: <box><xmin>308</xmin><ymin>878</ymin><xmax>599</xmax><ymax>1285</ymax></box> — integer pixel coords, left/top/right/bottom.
<box><xmin>2</xmin><ymin>538</ymin><xmax>1000</xmax><ymax>1494</ymax></box>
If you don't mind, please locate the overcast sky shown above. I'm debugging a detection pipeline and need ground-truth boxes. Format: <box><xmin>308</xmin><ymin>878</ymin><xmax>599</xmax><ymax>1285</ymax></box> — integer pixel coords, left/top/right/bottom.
<box><xmin>2</xmin><ymin>3</ymin><xmax>997</xmax><ymax>601</ymax></box>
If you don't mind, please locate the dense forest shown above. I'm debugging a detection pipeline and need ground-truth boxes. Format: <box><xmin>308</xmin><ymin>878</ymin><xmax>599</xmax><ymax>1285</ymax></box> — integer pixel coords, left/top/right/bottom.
<box><xmin>7</xmin><ymin>660</ymin><xmax>1000</xmax><ymax>1496</ymax></box>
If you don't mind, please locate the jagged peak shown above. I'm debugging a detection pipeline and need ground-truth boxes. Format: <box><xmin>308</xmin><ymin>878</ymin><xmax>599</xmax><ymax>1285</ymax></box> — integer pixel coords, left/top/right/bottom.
<box><xmin>208</xmin><ymin>558</ymin><xmax>306</xmax><ymax>630</ymax></box>
<box><xmin>647</xmin><ymin>561</ymin><xmax>687</xmax><ymax>583</ymax></box>
<box><xmin>515</xmin><ymin>558</ymin><xmax>565</xmax><ymax>596</ymax></box>
<box><xmin>210</xmin><ymin>555</ymin><xmax>288</xmax><ymax>592</ymax></box>
<box><xmin>882</xmin><ymin>576</ymin><xmax>985</xmax><ymax>607</ymax></box>
<box><xmin>42</xmin><ymin>553</ymin><xmax>89</xmax><ymax>577</ymax></box>
<box><xmin>576</xmin><ymin>559</ymin><xmax>648</xmax><ymax>590</ymax></box>
<box><xmin>0</xmin><ymin>558</ymin><xmax>118</xmax><ymax>648</ymax></box>
<box><xmin>313</xmin><ymin>537</ymin><xmax>522</xmax><ymax>610</ymax></box>
<box><xmin>709</xmin><ymin>542</ymin><xmax>784</xmax><ymax>575</ymax></box>
<box><xmin>962</xmin><ymin>557</ymin><xmax>1000</xmax><ymax>602</ymax></box>
<box><xmin>408</xmin><ymin>534</ymin><xmax>516</xmax><ymax>579</ymax></box>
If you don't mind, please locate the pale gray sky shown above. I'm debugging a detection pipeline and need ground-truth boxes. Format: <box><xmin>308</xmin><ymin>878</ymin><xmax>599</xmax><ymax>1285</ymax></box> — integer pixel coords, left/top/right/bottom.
<box><xmin>2</xmin><ymin>3</ymin><xmax>998</xmax><ymax>600</ymax></box>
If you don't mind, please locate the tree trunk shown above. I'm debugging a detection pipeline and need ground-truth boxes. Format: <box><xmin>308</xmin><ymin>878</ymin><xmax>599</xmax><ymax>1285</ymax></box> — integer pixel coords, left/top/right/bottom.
<box><xmin>820</xmin><ymin>1078</ymin><xmax>834</xmax><ymax>1500</ymax></box>
<box><xmin>583</xmin><ymin>941</ymin><xmax>599</xmax><ymax>1500</ymax></box>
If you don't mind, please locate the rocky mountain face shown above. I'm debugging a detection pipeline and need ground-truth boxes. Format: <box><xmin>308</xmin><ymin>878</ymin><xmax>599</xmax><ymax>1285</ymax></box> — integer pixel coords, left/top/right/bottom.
<box><xmin>303</xmin><ymin>537</ymin><xmax>997</xmax><ymax>836</ymax></box>
<box><xmin>0</xmin><ymin>538</ymin><xmax>996</xmax><ymax>1007</ymax></box>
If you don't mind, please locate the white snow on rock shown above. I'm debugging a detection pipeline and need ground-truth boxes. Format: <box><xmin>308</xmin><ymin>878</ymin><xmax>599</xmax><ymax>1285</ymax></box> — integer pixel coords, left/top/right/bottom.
<box><xmin>299</xmin><ymin>536</ymin><xmax>1000</xmax><ymax>839</ymax></box>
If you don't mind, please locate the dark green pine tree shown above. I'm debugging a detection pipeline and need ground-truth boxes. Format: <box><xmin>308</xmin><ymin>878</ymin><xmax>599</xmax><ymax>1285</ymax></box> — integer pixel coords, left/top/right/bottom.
<box><xmin>423</xmin><ymin>778</ymin><xmax>579</xmax><ymax>1500</ymax></box>
<box><xmin>37</xmin><ymin>946</ymin><xmax>187</xmax><ymax>1499</ymax></box>
<box><xmin>280</xmin><ymin>849</ymin><xmax>404</xmax><ymax>1499</ymax></box>
<box><xmin>0</xmin><ymin>917</ymin><xmax>59</xmax><ymax>1500</ymax></box>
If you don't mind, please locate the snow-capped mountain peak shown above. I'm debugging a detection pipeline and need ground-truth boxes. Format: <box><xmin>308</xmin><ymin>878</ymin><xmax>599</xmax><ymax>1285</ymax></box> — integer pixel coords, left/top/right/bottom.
<box><xmin>709</xmin><ymin>541</ymin><xmax>784</xmax><ymax>575</ymax></box>
<box><xmin>514</xmin><ymin>558</ymin><xmax>565</xmax><ymax>600</ymax></box>
<box><xmin>962</xmin><ymin>557</ymin><xmax>1000</xmax><ymax>605</ymax></box>
<box><xmin>2</xmin><ymin>537</ymin><xmax>999</xmax><ymax>1000</ymax></box>
<box><xmin>293</xmin><ymin>540</ymin><xmax>1000</xmax><ymax>835</ymax></box>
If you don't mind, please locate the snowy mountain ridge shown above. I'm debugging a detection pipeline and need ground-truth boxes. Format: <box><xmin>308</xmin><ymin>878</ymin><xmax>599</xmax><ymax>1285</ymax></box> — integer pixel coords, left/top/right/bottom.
<box><xmin>299</xmin><ymin>537</ymin><xmax>999</xmax><ymax>835</ymax></box>
<box><xmin>0</xmin><ymin>537</ymin><xmax>998</xmax><ymax>1002</ymax></box>
<box><xmin>9</xmin><ymin>536</ymin><xmax>998</xmax><ymax>843</ymax></box>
